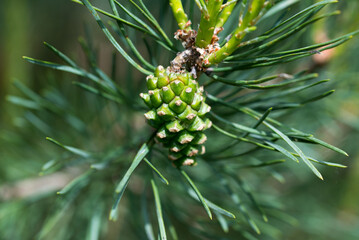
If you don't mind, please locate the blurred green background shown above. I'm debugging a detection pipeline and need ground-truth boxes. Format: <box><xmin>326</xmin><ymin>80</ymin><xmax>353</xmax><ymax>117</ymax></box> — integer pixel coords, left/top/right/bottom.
<box><xmin>0</xmin><ymin>0</ymin><xmax>359</xmax><ymax>239</ymax></box>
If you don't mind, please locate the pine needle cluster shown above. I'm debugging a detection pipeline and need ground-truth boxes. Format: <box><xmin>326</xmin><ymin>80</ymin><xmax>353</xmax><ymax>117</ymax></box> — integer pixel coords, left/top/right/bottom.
<box><xmin>2</xmin><ymin>0</ymin><xmax>358</xmax><ymax>239</ymax></box>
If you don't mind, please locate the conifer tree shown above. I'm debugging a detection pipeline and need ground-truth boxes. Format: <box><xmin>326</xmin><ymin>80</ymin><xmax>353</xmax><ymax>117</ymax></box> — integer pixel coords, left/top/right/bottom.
<box><xmin>3</xmin><ymin>0</ymin><xmax>359</xmax><ymax>239</ymax></box>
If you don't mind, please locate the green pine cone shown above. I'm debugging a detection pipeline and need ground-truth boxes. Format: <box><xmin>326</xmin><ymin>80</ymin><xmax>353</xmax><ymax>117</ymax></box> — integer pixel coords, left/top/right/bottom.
<box><xmin>140</xmin><ymin>66</ymin><xmax>212</xmax><ymax>167</ymax></box>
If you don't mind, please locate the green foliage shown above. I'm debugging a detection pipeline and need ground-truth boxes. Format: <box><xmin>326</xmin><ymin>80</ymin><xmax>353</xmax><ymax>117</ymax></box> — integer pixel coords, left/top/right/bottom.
<box><xmin>1</xmin><ymin>0</ymin><xmax>358</xmax><ymax>239</ymax></box>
